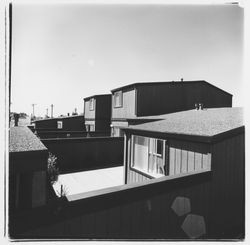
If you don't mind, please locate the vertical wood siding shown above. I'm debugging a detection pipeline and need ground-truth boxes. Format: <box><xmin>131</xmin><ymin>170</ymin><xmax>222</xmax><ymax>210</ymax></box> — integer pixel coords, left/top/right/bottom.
<box><xmin>209</xmin><ymin>133</ymin><xmax>244</xmax><ymax>236</ymax></box>
<box><xmin>12</xmin><ymin>133</ymin><xmax>244</xmax><ymax>240</ymax></box>
<box><xmin>168</xmin><ymin>139</ymin><xmax>211</xmax><ymax>176</ymax></box>
<box><xmin>136</xmin><ymin>83</ymin><xmax>232</xmax><ymax>117</ymax></box>
<box><xmin>95</xmin><ymin>96</ymin><xmax>111</xmax><ymax>120</ymax></box>
<box><xmin>112</xmin><ymin>89</ymin><xmax>136</xmax><ymax>119</ymax></box>
<box><xmin>126</xmin><ymin>138</ymin><xmax>211</xmax><ymax>184</ymax></box>
<box><xmin>84</xmin><ymin>100</ymin><xmax>96</xmax><ymax>119</ymax></box>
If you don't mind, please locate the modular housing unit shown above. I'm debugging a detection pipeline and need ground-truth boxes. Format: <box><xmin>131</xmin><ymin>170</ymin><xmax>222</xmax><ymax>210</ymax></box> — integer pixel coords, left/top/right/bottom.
<box><xmin>84</xmin><ymin>94</ymin><xmax>111</xmax><ymax>132</ymax></box>
<box><xmin>111</xmin><ymin>80</ymin><xmax>232</xmax><ymax>136</ymax></box>
<box><xmin>33</xmin><ymin>115</ymin><xmax>85</xmax><ymax>131</ymax></box>
<box><xmin>122</xmin><ymin>107</ymin><xmax>244</xmax><ymax>238</ymax></box>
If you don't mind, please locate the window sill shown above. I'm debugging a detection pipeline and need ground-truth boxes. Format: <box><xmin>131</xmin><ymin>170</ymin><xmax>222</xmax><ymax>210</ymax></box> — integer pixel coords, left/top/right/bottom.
<box><xmin>130</xmin><ymin>166</ymin><xmax>165</xmax><ymax>179</ymax></box>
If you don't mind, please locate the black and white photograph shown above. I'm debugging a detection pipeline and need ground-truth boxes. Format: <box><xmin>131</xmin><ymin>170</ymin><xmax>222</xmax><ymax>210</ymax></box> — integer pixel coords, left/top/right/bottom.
<box><xmin>1</xmin><ymin>0</ymin><xmax>248</xmax><ymax>241</ymax></box>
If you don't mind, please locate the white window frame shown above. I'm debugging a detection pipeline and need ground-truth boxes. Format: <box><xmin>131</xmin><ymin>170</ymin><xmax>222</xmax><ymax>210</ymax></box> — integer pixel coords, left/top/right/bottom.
<box><xmin>131</xmin><ymin>135</ymin><xmax>166</xmax><ymax>178</ymax></box>
<box><xmin>57</xmin><ymin>121</ymin><xmax>63</xmax><ymax>129</ymax></box>
<box><xmin>114</xmin><ymin>91</ymin><xmax>123</xmax><ymax>108</ymax></box>
<box><xmin>89</xmin><ymin>98</ymin><xmax>95</xmax><ymax>111</ymax></box>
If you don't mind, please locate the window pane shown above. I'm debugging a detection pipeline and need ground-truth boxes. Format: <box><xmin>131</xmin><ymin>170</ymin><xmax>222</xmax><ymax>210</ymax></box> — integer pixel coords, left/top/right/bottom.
<box><xmin>114</xmin><ymin>91</ymin><xmax>122</xmax><ymax>107</ymax></box>
<box><xmin>57</xmin><ymin>121</ymin><xmax>63</xmax><ymax>129</ymax></box>
<box><xmin>133</xmin><ymin>136</ymin><xmax>149</xmax><ymax>171</ymax></box>
<box><xmin>157</xmin><ymin>140</ymin><xmax>163</xmax><ymax>155</ymax></box>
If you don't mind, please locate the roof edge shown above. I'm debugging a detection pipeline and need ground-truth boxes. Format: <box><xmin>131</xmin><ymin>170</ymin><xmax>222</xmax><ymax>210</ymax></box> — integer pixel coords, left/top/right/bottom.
<box><xmin>83</xmin><ymin>94</ymin><xmax>111</xmax><ymax>101</ymax></box>
<box><xmin>110</xmin><ymin>80</ymin><xmax>233</xmax><ymax>96</ymax></box>
<box><xmin>122</xmin><ymin>126</ymin><xmax>244</xmax><ymax>143</ymax></box>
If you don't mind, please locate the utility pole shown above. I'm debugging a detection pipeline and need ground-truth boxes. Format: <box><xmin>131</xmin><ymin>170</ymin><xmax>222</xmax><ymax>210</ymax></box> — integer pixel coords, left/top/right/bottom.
<box><xmin>46</xmin><ymin>108</ymin><xmax>48</xmax><ymax>118</ymax></box>
<box><xmin>31</xmin><ymin>103</ymin><xmax>36</xmax><ymax>118</ymax></box>
<box><xmin>51</xmin><ymin>104</ymin><xmax>54</xmax><ymax>118</ymax></box>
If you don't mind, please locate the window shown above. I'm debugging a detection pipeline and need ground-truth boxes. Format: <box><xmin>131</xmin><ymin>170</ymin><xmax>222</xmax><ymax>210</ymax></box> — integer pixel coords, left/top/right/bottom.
<box><xmin>89</xmin><ymin>125</ymin><xmax>95</xmax><ymax>132</ymax></box>
<box><xmin>131</xmin><ymin>135</ymin><xmax>166</xmax><ymax>178</ymax></box>
<box><xmin>89</xmin><ymin>98</ymin><xmax>95</xmax><ymax>111</ymax></box>
<box><xmin>57</xmin><ymin>121</ymin><xmax>63</xmax><ymax>129</ymax></box>
<box><xmin>86</xmin><ymin>124</ymin><xmax>95</xmax><ymax>132</ymax></box>
<box><xmin>112</xmin><ymin>127</ymin><xmax>124</xmax><ymax>137</ymax></box>
<box><xmin>114</xmin><ymin>91</ymin><xmax>123</xmax><ymax>108</ymax></box>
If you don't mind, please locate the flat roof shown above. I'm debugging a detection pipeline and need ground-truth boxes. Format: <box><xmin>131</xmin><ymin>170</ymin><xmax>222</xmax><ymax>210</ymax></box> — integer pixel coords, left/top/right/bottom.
<box><xmin>83</xmin><ymin>93</ymin><xmax>111</xmax><ymax>101</ymax></box>
<box><xmin>53</xmin><ymin>166</ymin><xmax>124</xmax><ymax>197</ymax></box>
<box><xmin>111</xmin><ymin>80</ymin><xmax>232</xmax><ymax>96</ymax></box>
<box><xmin>123</xmin><ymin>107</ymin><xmax>243</xmax><ymax>138</ymax></box>
<box><xmin>9</xmin><ymin>126</ymin><xmax>47</xmax><ymax>153</ymax></box>
<box><xmin>33</xmin><ymin>115</ymin><xmax>84</xmax><ymax>123</ymax></box>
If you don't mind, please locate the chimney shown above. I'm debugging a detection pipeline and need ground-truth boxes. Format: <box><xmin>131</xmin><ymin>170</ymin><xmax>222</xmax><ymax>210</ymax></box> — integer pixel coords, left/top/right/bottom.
<box><xmin>181</xmin><ymin>78</ymin><xmax>183</xmax><ymax>82</ymax></box>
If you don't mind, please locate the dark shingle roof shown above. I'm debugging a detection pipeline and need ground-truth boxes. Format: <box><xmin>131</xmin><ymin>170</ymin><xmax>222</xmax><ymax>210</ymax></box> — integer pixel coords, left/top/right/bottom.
<box><xmin>124</xmin><ymin>107</ymin><xmax>243</xmax><ymax>137</ymax></box>
<box><xmin>9</xmin><ymin>126</ymin><xmax>47</xmax><ymax>153</ymax></box>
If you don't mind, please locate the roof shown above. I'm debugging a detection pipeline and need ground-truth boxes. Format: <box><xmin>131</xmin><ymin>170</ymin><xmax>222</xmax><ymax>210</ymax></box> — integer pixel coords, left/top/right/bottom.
<box><xmin>123</xmin><ymin>107</ymin><xmax>243</xmax><ymax>138</ymax></box>
<box><xmin>110</xmin><ymin>80</ymin><xmax>232</xmax><ymax>96</ymax></box>
<box><xmin>9</xmin><ymin>126</ymin><xmax>47</xmax><ymax>153</ymax></box>
<box><xmin>83</xmin><ymin>93</ymin><xmax>111</xmax><ymax>101</ymax></box>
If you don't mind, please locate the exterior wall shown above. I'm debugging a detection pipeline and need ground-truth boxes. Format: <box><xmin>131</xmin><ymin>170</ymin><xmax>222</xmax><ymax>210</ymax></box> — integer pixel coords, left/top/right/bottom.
<box><xmin>35</xmin><ymin>119</ymin><xmax>57</xmax><ymax>129</ymax></box>
<box><xmin>112</xmin><ymin>88</ymin><xmax>136</xmax><ymax>119</ymax></box>
<box><xmin>9</xmin><ymin>151</ymin><xmax>48</xmax><ymax>212</ymax></box>
<box><xmin>84</xmin><ymin>99</ymin><xmax>96</xmax><ymax>119</ymax></box>
<box><xmin>209</xmin><ymin>132</ymin><xmax>244</xmax><ymax>235</ymax></box>
<box><xmin>85</xmin><ymin>120</ymin><xmax>95</xmax><ymax>131</ymax></box>
<box><xmin>42</xmin><ymin>137</ymin><xmax>124</xmax><ymax>173</ymax></box>
<box><xmin>126</xmin><ymin>134</ymin><xmax>211</xmax><ymax>184</ymax></box>
<box><xmin>84</xmin><ymin>96</ymin><xmax>111</xmax><ymax>131</ymax></box>
<box><xmin>32</xmin><ymin>171</ymin><xmax>47</xmax><ymax>208</ymax></box>
<box><xmin>95</xmin><ymin>96</ymin><xmax>111</xmax><ymax>120</ymax></box>
<box><xmin>168</xmin><ymin>139</ymin><xmax>211</xmax><ymax>176</ymax></box>
<box><xmin>12</xmin><ymin>168</ymin><xmax>243</xmax><ymax>239</ymax></box>
<box><xmin>136</xmin><ymin>82</ymin><xmax>232</xmax><ymax>117</ymax></box>
<box><xmin>35</xmin><ymin>116</ymin><xmax>85</xmax><ymax>131</ymax></box>
<box><xmin>95</xmin><ymin>119</ymin><xmax>111</xmax><ymax>132</ymax></box>
<box><xmin>10</xmin><ymin>132</ymin><xmax>244</xmax><ymax>239</ymax></box>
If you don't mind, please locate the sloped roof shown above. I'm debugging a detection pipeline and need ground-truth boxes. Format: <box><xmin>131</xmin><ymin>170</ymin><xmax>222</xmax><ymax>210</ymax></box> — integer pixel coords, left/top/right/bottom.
<box><xmin>111</xmin><ymin>80</ymin><xmax>232</xmax><ymax>96</ymax></box>
<box><xmin>124</xmin><ymin>107</ymin><xmax>243</xmax><ymax>137</ymax></box>
<box><xmin>9</xmin><ymin>126</ymin><xmax>47</xmax><ymax>153</ymax></box>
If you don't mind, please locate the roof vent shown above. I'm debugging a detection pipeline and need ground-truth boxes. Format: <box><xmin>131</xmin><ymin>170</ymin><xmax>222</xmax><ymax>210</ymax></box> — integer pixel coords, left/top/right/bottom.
<box><xmin>181</xmin><ymin>78</ymin><xmax>184</xmax><ymax>82</ymax></box>
<box><xmin>195</xmin><ymin>103</ymin><xmax>204</xmax><ymax>110</ymax></box>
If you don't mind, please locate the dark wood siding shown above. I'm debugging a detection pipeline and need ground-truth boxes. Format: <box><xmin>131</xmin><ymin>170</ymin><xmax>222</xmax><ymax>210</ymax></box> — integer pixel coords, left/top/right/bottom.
<box><xmin>35</xmin><ymin>116</ymin><xmax>85</xmax><ymax>131</ymax></box>
<box><xmin>136</xmin><ymin>82</ymin><xmax>232</xmax><ymax>117</ymax></box>
<box><xmin>209</xmin><ymin>132</ymin><xmax>244</xmax><ymax>236</ymax></box>
<box><xmin>10</xmin><ymin>133</ymin><xmax>244</xmax><ymax>240</ymax></box>
<box><xmin>95</xmin><ymin>95</ymin><xmax>111</xmax><ymax>120</ymax></box>
<box><xmin>42</xmin><ymin>137</ymin><xmax>124</xmax><ymax>173</ymax></box>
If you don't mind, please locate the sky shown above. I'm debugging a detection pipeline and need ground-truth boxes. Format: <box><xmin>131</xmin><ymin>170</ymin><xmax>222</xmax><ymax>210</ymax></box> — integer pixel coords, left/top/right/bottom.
<box><xmin>11</xmin><ymin>2</ymin><xmax>244</xmax><ymax>117</ymax></box>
